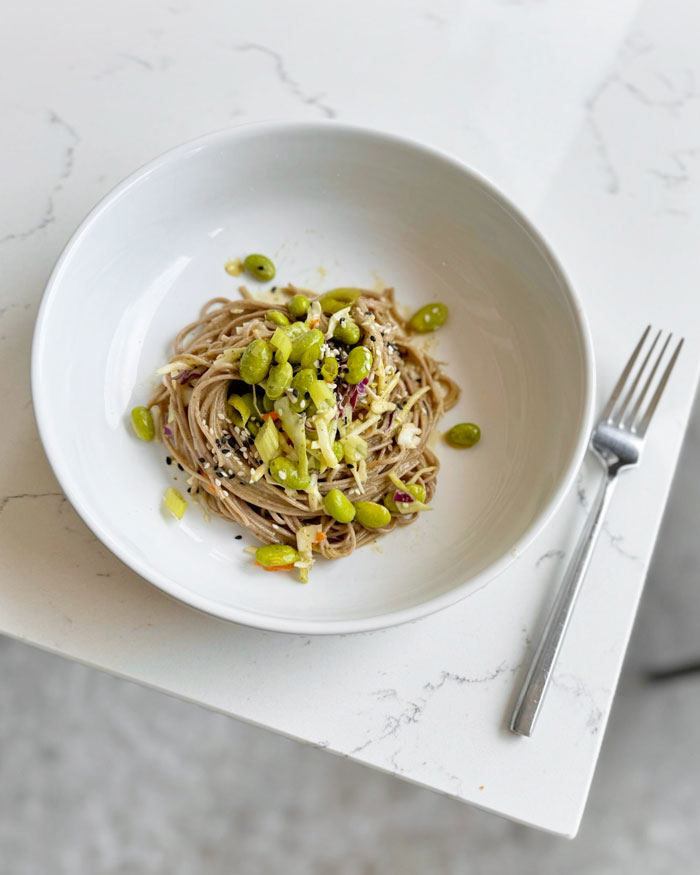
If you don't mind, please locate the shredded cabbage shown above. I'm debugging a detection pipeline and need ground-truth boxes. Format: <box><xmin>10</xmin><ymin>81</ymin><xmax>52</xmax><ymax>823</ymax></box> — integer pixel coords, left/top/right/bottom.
<box><xmin>294</xmin><ymin>523</ymin><xmax>323</xmax><ymax>583</ymax></box>
<box><xmin>311</xmin><ymin>408</ymin><xmax>340</xmax><ymax>468</ymax></box>
<box><xmin>324</xmin><ymin>305</ymin><xmax>352</xmax><ymax>341</ymax></box>
<box><xmin>275</xmin><ymin>397</ymin><xmax>308</xmax><ymax>478</ymax></box>
<box><xmin>397</xmin><ymin>422</ymin><xmax>422</xmax><ymax>449</ymax></box>
<box><xmin>387</xmin><ymin>470</ymin><xmax>432</xmax><ymax>512</ymax></box>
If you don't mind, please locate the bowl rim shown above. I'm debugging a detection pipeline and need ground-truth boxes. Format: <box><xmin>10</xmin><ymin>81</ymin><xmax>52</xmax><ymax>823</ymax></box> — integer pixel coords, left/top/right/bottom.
<box><xmin>32</xmin><ymin>119</ymin><xmax>596</xmax><ymax>635</ymax></box>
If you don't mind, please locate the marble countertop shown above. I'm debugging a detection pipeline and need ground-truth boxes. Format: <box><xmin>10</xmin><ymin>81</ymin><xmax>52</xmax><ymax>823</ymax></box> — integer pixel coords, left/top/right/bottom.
<box><xmin>2</xmin><ymin>0</ymin><xmax>700</xmax><ymax>837</ymax></box>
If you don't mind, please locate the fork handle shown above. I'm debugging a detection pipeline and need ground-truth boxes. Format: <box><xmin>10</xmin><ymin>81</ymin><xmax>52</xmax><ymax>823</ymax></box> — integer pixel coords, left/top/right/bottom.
<box><xmin>510</xmin><ymin>469</ymin><xmax>617</xmax><ymax>736</ymax></box>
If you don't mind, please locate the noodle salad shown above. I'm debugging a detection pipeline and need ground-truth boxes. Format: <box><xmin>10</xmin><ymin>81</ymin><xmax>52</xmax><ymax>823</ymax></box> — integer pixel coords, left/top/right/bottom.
<box><xmin>131</xmin><ymin>276</ymin><xmax>464</xmax><ymax>582</ymax></box>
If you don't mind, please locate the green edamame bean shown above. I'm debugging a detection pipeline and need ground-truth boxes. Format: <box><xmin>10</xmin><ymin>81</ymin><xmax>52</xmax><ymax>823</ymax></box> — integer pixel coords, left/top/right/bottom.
<box><xmin>288</xmin><ymin>294</ymin><xmax>310</xmax><ymax>320</ymax></box>
<box><xmin>269</xmin><ymin>456</ymin><xmax>311</xmax><ymax>490</ymax></box>
<box><xmin>320</xmin><ymin>356</ymin><xmax>338</xmax><ymax>381</ymax></box>
<box><xmin>323</xmin><ymin>488</ymin><xmax>356</xmax><ymax>523</ymax></box>
<box><xmin>260</xmin><ymin>392</ymin><xmax>275</xmax><ymax>413</ymax></box>
<box><xmin>290</xmin><ymin>328</ymin><xmax>324</xmax><ymax>365</ymax></box>
<box><xmin>345</xmin><ymin>346</ymin><xmax>373</xmax><ymax>384</ymax></box>
<box><xmin>333</xmin><ymin>318</ymin><xmax>361</xmax><ymax>346</ymax></box>
<box><xmin>408</xmin><ymin>302</ymin><xmax>448</xmax><ymax>333</ymax></box>
<box><xmin>255</xmin><ymin>544</ymin><xmax>300</xmax><ymax>567</ymax></box>
<box><xmin>301</xmin><ymin>344</ymin><xmax>322</xmax><ymax>369</ymax></box>
<box><xmin>354</xmin><ymin>501</ymin><xmax>391</xmax><ymax>528</ymax></box>
<box><xmin>130</xmin><ymin>406</ymin><xmax>155</xmax><ymax>441</ymax></box>
<box><xmin>446</xmin><ymin>422</ymin><xmax>481</xmax><ymax>448</ymax></box>
<box><xmin>239</xmin><ymin>339</ymin><xmax>273</xmax><ymax>384</ymax></box>
<box><xmin>266</xmin><ymin>310</ymin><xmax>289</xmax><ymax>326</ymax></box>
<box><xmin>384</xmin><ymin>482</ymin><xmax>427</xmax><ymax>514</ymax></box>
<box><xmin>247</xmin><ymin>419</ymin><xmax>260</xmax><ymax>437</ymax></box>
<box><xmin>265</xmin><ymin>361</ymin><xmax>293</xmax><ymax>400</ymax></box>
<box><xmin>319</xmin><ymin>288</ymin><xmax>361</xmax><ymax>314</ymax></box>
<box><xmin>296</xmin><ymin>373</ymin><xmax>316</xmax><ymax>395</ymax></box>
<box><xmin>244</xmin><ymin>253</ymin><xmax>276</xmax><ymax>282</ymax></box>
<box><xmin>290</xmin><ymin>367</ymin><xmax>316</xmax><ymax>412</ymax></box>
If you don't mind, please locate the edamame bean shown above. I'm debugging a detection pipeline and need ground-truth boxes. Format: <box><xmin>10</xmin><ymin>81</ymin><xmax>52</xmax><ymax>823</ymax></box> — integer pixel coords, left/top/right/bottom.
<box><xmin>288</xmin><ymin>294</ymin><xmax>310</xmax><ymax>320</ymax></box>
<box><xmin>289</xmin><ymin>328</ymin><xmax>324</xmax><ymax>365</ymax></box>
<box><xmin>354</xmin><ymin>501</ymin><xmax>391</xmax><ymax>528</ymax></box>
<box><xmin>320</xmin><ymin>356</ymin><xmax>338</xmax><ymax>381</ymax></box>
<box><xmin>261</xmin><ymin>392</ymin><xmax>276</xmax><ymax>413</ymax></box>
<box><xmin>446</xmin><ymin>422</ymin><xmax>481</xmax><ymax>448</ymax></box>
<box><xmin>408</xmin><ymin>302</ymin><xmax>448</xmax><ymax>333</ymax></box>
<box><xmin>255</xmin><ymin>544</ymin><xmax>300</xmax><ymax>567</ymax></box>
<box><xmin>333</xmin><ymin>318</ymin><xmax>361</xmax><ymax>346</ymax></box>
<box><xmin>319</xmin><ymin>288</ymin><xmax>361</xmax><ymax>314</ymax></box>
<box><xmin>269</xmin><ymin>456</ymin><xmax>311</xmax><ymax>490</ymax></box>
<box><xmin>345</xmin><ymin>346</ymin><xmax>372</xmax><ymax>384</ymax></box>
<box><xmin>265</xmin><ymin>361</ymin><xmax>293</xmax><ymax>400</ymax></box>
<box><xmin>323</xmin><ymin>488</ymin><xmax>356</xmax><ymax>523</ymax></box>
<box><xmin>239</xmin><ymin>339</ymin><xmax>273</xmax><ymax>384</ymax></box>
<box><xmin>131</xmin><ymin>406</ymin><xmax>155</xmax><ymax>441</ymax></box>
<box><xmin>266</xmin><ymin>310</ymin><xmax>289</xmax><ymax>326</ymax></box>
<box><xmin>244</xmin><ymin>253</ymin><xmax>276</xmax><ymax>282</ymax></box>
<box><xmin>333</xmin><ymin>440</ymin><xmax>344</xmax><ymax>462</ymax></box>
<box><xmin>290</xmin><ymin>367</ymin><xmax>316</xmax><ymax>412</ymax></box>
<box><xmin>384</xmin><ymin>482</ymin><xmax>427</xmax><ymax>514</ymax></box>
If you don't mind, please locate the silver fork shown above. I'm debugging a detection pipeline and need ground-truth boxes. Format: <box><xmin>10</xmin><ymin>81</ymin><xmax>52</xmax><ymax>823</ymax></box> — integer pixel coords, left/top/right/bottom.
<box><xmin>510</xmin><ymin>326</ymin><xmax>684</xmax><ymax>737</ymax></box>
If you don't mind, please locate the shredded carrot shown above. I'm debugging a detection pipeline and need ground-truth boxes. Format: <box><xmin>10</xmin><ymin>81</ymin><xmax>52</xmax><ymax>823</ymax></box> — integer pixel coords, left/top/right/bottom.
<box><xmin>314</xmin><ymin>531</ymin><xmax>327</xmax><ymax>544</ymax></box>
<box><xmin>254</xmin><ymin>561</ymin><xmax>295</xmax><ymax>572</ymax></box>
<box><xmin>197</xmin><ymin>469</ymin><xmax>217</xmax><ymax>494</ymax></box>
<box><xmin>309</xmin><ymin>317</ymin><xmax>320</xmax><ymax>328</ymax></box>
<box><xmin>261</xmin><ymin>411</ymin><xmax>279</xmax><ymax>421</ymax></box>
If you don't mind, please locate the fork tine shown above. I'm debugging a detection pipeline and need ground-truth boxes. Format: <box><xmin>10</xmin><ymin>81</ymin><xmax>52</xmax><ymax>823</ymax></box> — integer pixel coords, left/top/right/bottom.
<box><xmin>635</xmin><ymin>337</ymin><xmax>684</xmax><ymax>435</ymax></box>
<box><xmin>626</xmin><ymin>332</ymin><xmax>671</xmax><ymax>427</ymax></box>
<box><xmin>601</xmin><ymin>325</ymin><xmax>651</xmax><ymax>421</ymax></box>
<box><xmin>616</xmin><ymin>329</ymin><xmax>662</xmax><ymax>424</ymax></box>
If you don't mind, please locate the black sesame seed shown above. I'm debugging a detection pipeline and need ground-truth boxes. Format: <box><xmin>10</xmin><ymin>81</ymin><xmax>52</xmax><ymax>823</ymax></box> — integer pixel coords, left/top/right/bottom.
<box><xmin>187</xmin><ymin>487</ymin><xmax>191</xmax><ymax>494</ymax></box>
<box><xmin>292</xmin><ymin>388</ymin><xmax>299</xmax><ymax>398</ymax></box>
<box><xmin>177</xmin><ymin>463</ymin><xmax>184</xmax><ymax>471</ymax></box>
<box><xmin>235</xmin><ymin>535</ymin><xmax>242</xmax><ymax>540</ymax></box>
<box><xmin>166</xmin><ymin>456</ymin><xmax>172</xmax><ymax>465</ymax></box>
<box><xmin>271</xmin><ymin>286</ymin><xmax>277</xmax><ymax>291</ymax></box>
<box><xmin>347</xmin><ymin>463</ymin><xmax>355</xmax><ymax>469</ymax></box>
<box><xmin>396</xmin><ymin>402</ymin><xmax>404</xmax><ymax>410</ymax></box>
<box><xmin>370</xmin><ymin>335</ymin><xmax>376</xmax><ymax>341</ymax></box>
<box><xmin>257</xmin><ymin>265</ymin><xmax>264</xmax><ymax>271</ymax></box>
<box><xmin>198</xmin><ymin>457</ymin><xmax>205</xmax><ymax>463</ymax></box>
<box><xmin>215</xmin><ymin>439</ymin><xmax>221</xmax><ymax>447</ymax></box>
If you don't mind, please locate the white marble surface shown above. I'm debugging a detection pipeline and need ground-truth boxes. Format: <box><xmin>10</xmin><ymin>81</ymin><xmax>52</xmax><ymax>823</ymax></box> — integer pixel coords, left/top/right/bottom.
<box><xmin>2</xmin><ymin>0</ymin><xmax>700</xmax><ymax>837</ymax></box>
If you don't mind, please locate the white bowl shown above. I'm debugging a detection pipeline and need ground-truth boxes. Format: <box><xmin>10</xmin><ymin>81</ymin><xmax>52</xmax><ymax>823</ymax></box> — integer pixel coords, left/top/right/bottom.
<box><xmin>32</xmin><ymin>121</ymin><xmax>594</xmax><ymax>634</ymax></box>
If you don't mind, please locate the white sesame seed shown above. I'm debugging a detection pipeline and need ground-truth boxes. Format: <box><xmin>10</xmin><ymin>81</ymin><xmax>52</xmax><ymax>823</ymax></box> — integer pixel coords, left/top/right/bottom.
<box><xmin>215</xmin><ymin>479</ymin><xmax>221</xmax><ymax>487</ymax></box>
<box><xmin>222</xmin><ymin>489</ymin><xmax>229</xmax><ymax>497</ymax></box>
<box><xmin>218</xmin><ymin>413</ymin><xmax>226</xmax><ymax>420</ymax></box>
<box><xmin>272</xmin><ymin>524</ymin><xmax>280</xmax><ymax>530</ymax></box>
<box><xmin>228</xmin><ymin>468</ymin><xmax>234</xmax><ymax>476</ymax></box>
<box><xmin>204</xmin><ymin>462</ymin><xmax>211</xmax><ymax>469</ymax></box>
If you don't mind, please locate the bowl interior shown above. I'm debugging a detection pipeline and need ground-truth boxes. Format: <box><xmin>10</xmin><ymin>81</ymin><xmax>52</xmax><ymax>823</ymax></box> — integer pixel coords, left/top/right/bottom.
<box><xmin>33</xmin><ymin>123</ymin><xmax>591</xmax><ymax>632</ymax></box>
